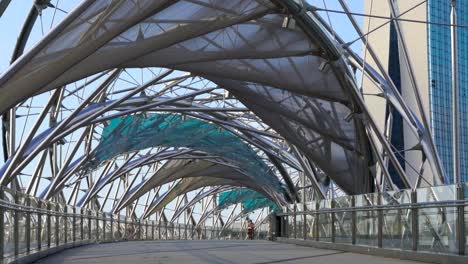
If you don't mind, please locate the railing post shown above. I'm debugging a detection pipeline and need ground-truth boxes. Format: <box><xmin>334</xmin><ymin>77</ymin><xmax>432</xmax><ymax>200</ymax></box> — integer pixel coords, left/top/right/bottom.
<box><xmin>118</xmin><ymin>215</ymin><xmax>121</xmax><ymax>241</ymax></box>
<box><xmin>88</xmin><ymin>210</ymin><xmax>92</xmax><ymax>241</ymax></box>
<box><xmin>377</xmin><ymin>193</ymin><xmax>383</xmax><ymax>248</ymax></box>
<box><xmin>102</xmin><ymin>213</ymin><xmax>106</xmax><ymax>241</ymax></box>
<box><xmin>124</xmin><ymin>215</ymin><xmax>128</xmax><ymax>240</ymax></box>
<box><xmin>80</xmin><ymin>208</ymin><xmax>84</xmax><ymax>241</ymax></box>
<box><xmin>331</xmin><ymin>200</ymin><xmax>336</xmax><ymax>243</ymax></box>
<box><xmin>158</xmin><ymin>222</ymin><xmax>161</xmax><ymax>240</ymax></box>
<box><xmin>110</xmin><ymin>214</ymin><xmax>113</xmax><ymax>241</ymax></box>
<box><xmin>72</xmin><ymin>207</ymin><xmax>76</xmax><ymax>242</ymax></box>
<box><xmin>63</xmin><ymin>205</ymin><xmax>66</xmax><ymax>245</ymax></box>
<box><xmin>457</xmin><ymin>184</ymin><xmax>465</xmax><ymax>255</ymax></box>
<box><xmin>351</xmin><ymin>196</ymin><xmax>356</xmax><ymax>245</ymax></box>
<box><xmin>55</xmin><ymin>204</ymin><xmax>60</xmax><ymax>246</ymax></box>
<box><xmin>96</xmin><ymin>211</ymin><xmax>99</xmax><ymax>242</ymax></box>
<box><xmin>0</xmin><ymin>189</ymin><xmax>4</xmax><ymax>260</ymax></box>
<box><xmin>26</xmin><ymin>196</ymin><xmax>31</xmax><ymax>253</ymax></box>
<box><xmin>47</xmin><ymin>202</ymin><xmax>51</xmax><ymax>248</ymax></box>
<box><xmin>293</xmin><ymin>204</ymin><xmax>297</xmax><ymax>239</ymax></box>
<box><xmin>315</xmin><ymin>201</ymin><xmax>319</xmax><ymax>241</ymax></box>
<box><xmin>13</xmin><ymin>191</ymin><xmax>18</xmax><ymax>256</ymax></box>
<box><xmin>138</xmin><ymin>220</ymin><xmax>142</xmax><ymax>240</ymax></box>
<box><xmin>302</xmin><ymin>201</ymin><xmax>307</xmax><ymax>240</ymax></box>
<box><xmin>37</xmin><ymin>200</ymin><xmax>41</xmax><ymax>251</ymax></box>
<box><xmin>411</xmin><ymin>191</ymin><xmax>418</xmax><ymax>251</ymax></box>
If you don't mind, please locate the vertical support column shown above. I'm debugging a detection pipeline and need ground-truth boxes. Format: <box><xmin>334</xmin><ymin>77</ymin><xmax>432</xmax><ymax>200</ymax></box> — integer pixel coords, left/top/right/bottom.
<box><xmin>13</xmin><ymin>192</ymin><xmax>18</xmax><ymax>256</ymax></box>
<box><xmin>377</xmin><ymin>193</ymin><xmax>383</xmax><ymax>248</ymax></box>
<box><xmin>138</xmin><ymin>220</ymin><xmax>142</xmax><ymax>240</ymax></box>
<box><xmin>26</xmin><ymin>197</ymin><xmax>30</xmax><ymax>253</ymax></box>
<box><xmin>88</xmin><ymin>211</ymin><xmax>92</xmax><ymax>241</ymax></box>
<box><xmin>331</xmin><ymin>200</ymin><xmax>336</xmax><ymax>243</ymax></box>
<box><xmin>102</xmin><ymin>213</ymin><xmax>106</xmax><ymax>241</ymax></box>
<box><xmin>457</xmin><ymin>185</ymin><xmax>465</xmax><ymax>255</ymax></box>
<box><xmin>124</xmin><ymin>215</ymin><xmax>128</xmax><ymax>241</ymax></box>
<box><xmin>351</xmin><ymin>196</ymin><xmax>356</xmax><ymax>245</ymax></box>
<box><xmin>63</xmin><ymin>205</ymin><xmax>67</xmax><ymax>245</ymax></box>
<box><xmin>152</xmin><ymin>220</ymin><xmax>155</xmax><ymax>240</ymax></box>
<box><xmin>72</xmin><ymin>207</ymin><xmax>76</xmax><ymax>243</ymax></box>
<box><xmin>303</xmin><ymin>211</ymin><xmax>307</xmax><ymax>240</ymax></box>
<box><xmin>117</xmin><ymin>214</ymin><xmax>121</xmax><ymax>241</ymax></box>
<box><xmin>293</xmin><ymin>204</ymin><xmax>297</xmax><ymax>239</ymax></box>
<box><xmin>178</xmin><ymin>224</ymin><xmax>181</xmax><ymax>240</ymax></box>
<box><xmin>315</xmin><ymin>201</ymin><xmax>319</xmax><ymax>241</ymax></box>
<box><xmin>0</xmin><ymin>189</ymin><xmax>4</xmax><ymax>259</ymax></box>
<box><xmin>110</xmin><ymin>214</ymin><xmax>113</xmax><ymax>242</ymax></box>
<box><xmin>95</xmin><ymin>211</ymin><xmax>99</xmax><ymax>242</ymax></box>
<box><xmin>158</xmin><ymin>221</ymin><xmax>161</xmax><ymax>240</ymax></box>
<box><xmin>55</xmin><ymin>204</ymin><xmax>60</xmax><ymax>246</ymax></box>
<box><xmin>24</xmin><ymin>197</ymin><xmax>31</xmax><ymax>254</ymax></box>
<box><xmin>37</xmin><ymin>200</ymin><xmax>41</xmax><ymax>251</ymax></box>
<box><xmin>47</xmin><ymin>203</ymin><xmax>51</xmax><ymax>248</ymax></box>
<box><xmin>80</xmin><ymin>208</ymin><xmax>84</xmax><ymax>241</ymax></box>
<box><xmin>411</xmin><ymin>191</ymin><xmax>418</xmax><ymax>251</ymax></box>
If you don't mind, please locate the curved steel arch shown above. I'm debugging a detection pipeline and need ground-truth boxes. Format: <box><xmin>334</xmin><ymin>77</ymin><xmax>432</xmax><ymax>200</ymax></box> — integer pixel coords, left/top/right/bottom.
<box><xmin>0</xmin><ymin>0</ymin><xmax>377</xmax><ymax>194</ymax></box>
<box><xmin>0</xmin><ymin>0</ymin><xmax>448</xmax><ymax>229</ymax></box>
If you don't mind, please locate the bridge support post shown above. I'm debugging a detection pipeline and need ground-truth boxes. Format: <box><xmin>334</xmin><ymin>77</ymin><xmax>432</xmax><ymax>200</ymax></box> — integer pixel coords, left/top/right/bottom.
<box><xmin>457</xmin><ymin>185</ymin><xmax>465</xmax><ymax>255</ymax></box>
<box><xmin>96</xmin><ymin>211</ymin><xmax>99</xmax><ymax>241</ymax></box>
<box><xmin>0</xmin><ymin>190</ymin><xmax>3</xmax><ymax>260</ymax></box>
<box><xmin>88</xmin><ymin>210</ymin><xmax>92</xmax><ymax>241</ymax></box>
<box><xmin>377</xmin><ymin>193</ymin><xmax>383</xmax><ymax>248</ymax></box>
<box><xmin>315</xmin><ymin>201</ymin><xmax>319</xmax><ymax>241</ymax></box>
<box><xmin>26</xmin><ymin>196</ymin><xmax>30</xmax><ymax>253</ymax></box>
<box><xmin>13</xmin><ymin>191</ymin><xmax>18</xmax><ymax>256</ymax></box>
<box><xmin>331</xmin><ymin>200</ymin><xmax>336</xmax><ymax>243</ymax></box>
<box><xmin>411</xmin><ymin>191</ymin><xmax>418</xmax><ymax>251</ymax></box>
<box><xmin>72</xmin><ymin>207</ymin><xmax>76</xmax><ymax>242</ymax></box>
<box><xmin>55</xmin><ymin>204</ymin><xmax>60</xmax><ymax>246</ymax></box>
<box><xmin>47</xmin><ymin>202</ymin><xmax>51</xmax><ymax>248</ymax></box>
<box><xmin>110</xmin><ymin>214</ymin><xmax>113</xmax><ymax>241</ymax></box>
<box><xmin>351</xmin><ymin>196</ymin><xmax>356</xmax><ymax>245</ymax></box>
<box><xmin>63</xmin><ymin>205</ymin><xmax>67</xmax><ymax>245</ymax></box>
<box><xmin>80</xmin><ymin>208</ymin><xmax>84</xmax><ymax>241</ymax></box>
<box><xmin>102</xmin><ymin>213</ymin><xmax>106</xmax><ymax>241</ymax></box>
<box><xmin>37</xmin><ymin>200</ymin><xmax>41</xmax><ymax>251</ymax></box>
<box><xmin>293</xmin><ymin>203</ymin><xmax>297</xmax><ymax>239</ymax></box>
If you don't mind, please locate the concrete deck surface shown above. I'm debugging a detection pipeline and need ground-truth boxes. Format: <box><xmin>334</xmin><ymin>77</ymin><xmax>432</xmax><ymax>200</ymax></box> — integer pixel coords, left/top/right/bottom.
<box><xmin>33</xmin><ymin>240</ymin><xmax>425</xmax><ymax>264</ymax></box>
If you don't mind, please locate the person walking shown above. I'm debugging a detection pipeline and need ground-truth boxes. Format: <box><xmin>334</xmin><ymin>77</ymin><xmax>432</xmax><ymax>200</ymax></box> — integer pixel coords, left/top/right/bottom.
<box><xmin>247</xmin><ymin>219</ymin><xmax>255</xmax><ymax>240</ymax></box>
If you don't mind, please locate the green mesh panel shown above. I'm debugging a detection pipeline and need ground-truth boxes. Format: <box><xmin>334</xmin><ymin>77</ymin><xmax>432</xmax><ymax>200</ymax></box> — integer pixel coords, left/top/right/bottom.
<box><xmin>218</xmin><ymin>189</ymin><xmax>279</xmax><ymax>214</ymax></box>
<box><xmin>90</xmin><ymin>113</ymin><xmax>283</xmax><ymax>192</ymax></box>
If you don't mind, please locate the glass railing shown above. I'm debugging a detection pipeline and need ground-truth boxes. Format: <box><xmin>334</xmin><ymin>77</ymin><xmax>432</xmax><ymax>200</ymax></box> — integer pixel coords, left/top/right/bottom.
<box><xmin>0</xmin><ymin>186</ymin><xmax>258</xmax><ymax>263</ymax></box>
<box><xmin>277</xmin><ymin>184</ymin><xmax>468</xmax><ymax>256</ymax></box>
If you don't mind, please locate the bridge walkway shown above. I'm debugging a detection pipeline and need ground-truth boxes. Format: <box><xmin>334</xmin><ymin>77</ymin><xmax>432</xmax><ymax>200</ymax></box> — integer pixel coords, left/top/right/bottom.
<box><xmin>33</xmin><ymin>240</ymin><xmax>424</xmax><ymax>264</ymax></box>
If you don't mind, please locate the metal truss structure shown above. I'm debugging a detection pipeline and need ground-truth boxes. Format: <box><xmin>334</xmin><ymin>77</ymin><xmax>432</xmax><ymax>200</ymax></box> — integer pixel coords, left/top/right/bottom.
<box><xmin>0</xmin><ymin>0</ymin><xmax>447</xmax><ymax>233</ymax></box>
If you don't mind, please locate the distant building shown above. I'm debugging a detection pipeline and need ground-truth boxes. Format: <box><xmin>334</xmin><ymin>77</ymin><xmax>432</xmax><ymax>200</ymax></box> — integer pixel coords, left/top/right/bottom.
<box><xmin>362</xmin><ymin>0</ymin><xmax>467</xmax><ymax>185</ymax></box>
<box><xmin>427</xmin><ymin>0</ymin><xmax>467</xmax><ymax>184</ymax></box>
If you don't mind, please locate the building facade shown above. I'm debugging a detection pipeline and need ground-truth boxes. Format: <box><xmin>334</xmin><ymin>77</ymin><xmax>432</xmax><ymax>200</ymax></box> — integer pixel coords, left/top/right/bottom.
<box><xmin>427</xmin><ymin>0</ymin><xmax>468</xmax><ymax>183</ymax></box>
<box><xmin>363</xmin><ymin>0</ymin><xmax>467</xmax><ymax>186</ymax></box>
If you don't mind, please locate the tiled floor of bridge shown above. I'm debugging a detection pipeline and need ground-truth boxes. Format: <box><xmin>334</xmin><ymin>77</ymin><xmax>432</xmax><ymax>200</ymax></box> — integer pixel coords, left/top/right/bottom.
<box><xmin>33</xmin><ymin>240</ymin><xmax>425</xmax><ymax>264</ymax></box>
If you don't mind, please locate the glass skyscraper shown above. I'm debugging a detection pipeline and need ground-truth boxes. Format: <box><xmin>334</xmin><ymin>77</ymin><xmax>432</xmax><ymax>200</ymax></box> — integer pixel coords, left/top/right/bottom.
<box><xmin>427</xmin><ymin>0</ymin><xmax>468</xmax><ymax>183</ymax></box>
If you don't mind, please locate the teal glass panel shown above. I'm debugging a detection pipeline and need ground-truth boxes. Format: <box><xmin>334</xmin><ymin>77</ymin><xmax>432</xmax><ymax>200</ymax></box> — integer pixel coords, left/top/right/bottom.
<box><xmin>218</xmin><ymin>189</ymin><xmax>279</xmax><ymax>214</ymax></box>
<box><xmin>90</xmin><ymin>113</ymin><xmax>283</xmax><ymax>193</ymax></box>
